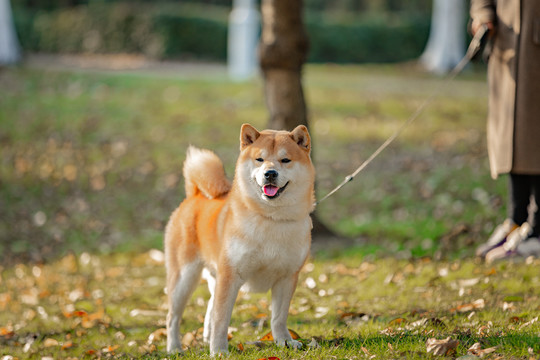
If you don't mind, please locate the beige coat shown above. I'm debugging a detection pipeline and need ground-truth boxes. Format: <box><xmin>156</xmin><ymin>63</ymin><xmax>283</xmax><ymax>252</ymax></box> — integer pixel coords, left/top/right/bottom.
<box><xmin>470</xmin><ymin>0</ymin><xmax>540</xmax><ymax>178</ymax></box>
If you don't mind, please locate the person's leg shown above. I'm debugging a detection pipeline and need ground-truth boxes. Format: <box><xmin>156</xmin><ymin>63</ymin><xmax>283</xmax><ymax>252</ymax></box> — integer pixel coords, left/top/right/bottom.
<box><xmin>477</xmin><ymin>174</ymin><xmax>531</xmax><ymax>258</ymax></box>
<box><xmin>529</xmin><ymin>175</ymin><xmax>540</xmax><ymax>237</ymax></box>
<box><xmin>513</xmin><ymin>175</ymin><xmax>540</xmax><ymax>258</ymax></box>
<box><xmin>508</xmin><ymin>173</ymin><xmax>531</xmax><ymax>226</ymax></box>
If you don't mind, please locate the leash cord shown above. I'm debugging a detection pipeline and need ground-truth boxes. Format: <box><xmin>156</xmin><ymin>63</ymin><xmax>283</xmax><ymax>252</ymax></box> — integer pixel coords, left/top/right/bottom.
<box><xmin>315</xmin><ymin>24</ymin><xmax>489</xmax><ymax>207</ymax></box>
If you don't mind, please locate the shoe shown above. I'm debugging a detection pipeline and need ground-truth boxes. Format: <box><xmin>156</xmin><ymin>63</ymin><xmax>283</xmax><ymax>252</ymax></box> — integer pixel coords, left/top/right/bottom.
<box><xmin>485</xmin><ymin>223</ymin><xmax>532</xmax><ymax>263</ymax></box>
<box><xmin>516</xmin><ymin>237</ymin><xmax>540</xmax><ymax>258</ymax></box>
<box><xmin>476</xmin><ymin>219</ymin><xmax>518</xmax><ymax>258</ymax></box>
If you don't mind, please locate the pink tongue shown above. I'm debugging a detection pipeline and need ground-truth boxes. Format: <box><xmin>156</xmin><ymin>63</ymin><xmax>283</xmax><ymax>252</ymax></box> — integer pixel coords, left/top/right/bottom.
<box><xmin>263</xmin><ymin>185</ymin><xmax>279</xmax><ymax>197</ymax></box>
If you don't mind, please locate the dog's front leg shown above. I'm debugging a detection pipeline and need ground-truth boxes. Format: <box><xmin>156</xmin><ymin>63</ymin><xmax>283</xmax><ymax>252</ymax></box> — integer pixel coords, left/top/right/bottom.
<box><xmin>209</xmin><ymin>270</ymin><xmax>242</xmax><ymax>355</ymax></box>
<box><xmin>270</xmin><ymin>273</ymin><xmax>302</xmax><ymax>349</ymax></box>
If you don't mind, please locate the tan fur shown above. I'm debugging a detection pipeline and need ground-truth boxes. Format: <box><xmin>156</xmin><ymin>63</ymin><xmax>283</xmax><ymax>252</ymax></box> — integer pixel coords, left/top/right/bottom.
<box><xmin>165</xmin><ymin>123</ymin><xmax>315</xmax><ymax>355</ymax></box>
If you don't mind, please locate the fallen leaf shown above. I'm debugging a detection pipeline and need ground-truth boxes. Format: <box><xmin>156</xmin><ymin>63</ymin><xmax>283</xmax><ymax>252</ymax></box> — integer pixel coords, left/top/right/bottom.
<box><xmin>468</xmin><ymin>342</ymin><xmax>499</xmax><ymax>357</ymax></box>
<box><xmin>0</xmin><ymin>328</ymin><xmax>15</xmax><ymax>339</ymax></box>
<box><xmin>43</xmin><ymin>338</ymin><xmax>59</xmax><ymax>348</ymax></box>
<box><xmin>307</xmin><ymin>338</ymin><xmax>320</xmax><ymax>349</ymax></box>
<box><xmin>503</xmin><ymin>302</ymin><xmax>516</xmax><ymax>311</ymax></box>
<box><xmin>519</xmin><ymin>317</ymin><xmax>538</xmax><ymax>329</ymax></box>
<box><xmin>509</xmin><ymin>316</ymin><xmax>524</xmax><ymax>324</ymax></box>
<box><xmin>426</xmin><ymin>337</ymin><xmax>459</xmax><ymax>356</ymax></box>
<box><xmin>458</xmin><ymin>278</ymin><xmax>480</xmax><ymax>287</ymax></box>
<box><xmin>61</xmin><ymin>341</ymin><xmax>74</xmax><ymax>350</ymax></box>
<box><xmin>227</xmin><ymin>326</ymin><xmax>238</xmax><ymax>340</ymax></box>
<box><xmin>315</xmin><ymin>306</ymin><xmax>329</xmax><ymax>318</ymax></box>
<box><xmin>453</xmin><ymin>299</ymin><xmax>485</xmax><ymax>313</ymax></box>
<box><xmin>182</xmin><ymin>331</ymin><xmax>196</xmax><ymax>347</ymax></box>
<box><xmin>147</xmin><ymin>328</ymin><xmax>167</xmax><ymax>344</ymax></box>
<box><xmin>102</xmin><ymin>345</ymin><xmax>119</xmax><ymax>353</ymax></box>
<box><xmin>407</xmin><ymin>317</ymin><xmax>446</xmax><ymax>330</ymax></box>
<box><xmin>339</xmin><ymin>311</ymin><xmax>370</xmax><ymax>325</ymax></box>
<box><xmin>379</xmin><ymin>327</ymin><xmax>395</xmax><ymax>336</ymax></box>
<box><xmin>63</xmin><ymin>310</ymin><xmax>88</xmax><ymax>318</ymax></box>
<box><xmin>389</xmin><ymin>317</ymin><xmax>406</xmax><ymax>326</ymax></box>
<box><xmin>260</xmin><ymin>329</ymin><xmax>300</xmax><ymax>341</ymax></box>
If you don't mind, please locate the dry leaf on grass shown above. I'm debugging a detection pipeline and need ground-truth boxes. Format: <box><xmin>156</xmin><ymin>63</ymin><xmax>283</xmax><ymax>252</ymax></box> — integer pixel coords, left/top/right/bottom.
<box><xmin>468</xmin><ymin>342</ymin><xmax>499</xmax><ymax>357</ymax></box>
<box><xmin>260</xmin><ymin>329</ymin><xmax>300</xmax><ymax>341</ymax></box>
<box><xmin>307</xmin><ymin>338</ymin><xmax>320</xmax><ymax>349</ymax></box>
<box><xmin>519</xmin><ymin>316</ymin><xmax>538</xmax><ymax>329</ymax></box>
<box><xmin>0</xmin><ymin>327</ymin><xmax>15</xmax><ymax>339</ymax></box>
<box><xmin>102</xmin><ymin>345</ymin><xmax>119</xmax><ymax>353</ymax></box>
<box><xmin>452</xmin><ymin>299</ymin><xmax>485</xmax><ymax>313</ymax></box>
<box><xmin>426</xmin><ymin>337</ymin><xmax>459</xmax><ymax>356</ymax></box>
<box><xmin>43</xmin><ymin>338</ymin><xmax>59</xmax><ymax>348</ymax></box>
<box><xmin>147</xmin><ymin>328</ymin><xmax>167</xmax><ymax>344</ymax></box>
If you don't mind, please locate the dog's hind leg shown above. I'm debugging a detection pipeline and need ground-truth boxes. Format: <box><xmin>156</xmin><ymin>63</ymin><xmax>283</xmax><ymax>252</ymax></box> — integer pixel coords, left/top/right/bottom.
<box><xmin>166</xmin><ymin>260</ymin><xmax>203</xmax><ymax>353</ymax></box>
<box><xmin>210</xmin><ymin>270</ymin><xmax>242</xmax><ymax>355</ymax></box>
<box><xmin>202</xmin><ymin>269</ymin><xmax>216</xmax><ymax>343</ymax></box>
<box><xmin>201</xmin><ymin>268</ymin><xmax>216</xmax><ymax>343</ymax></box>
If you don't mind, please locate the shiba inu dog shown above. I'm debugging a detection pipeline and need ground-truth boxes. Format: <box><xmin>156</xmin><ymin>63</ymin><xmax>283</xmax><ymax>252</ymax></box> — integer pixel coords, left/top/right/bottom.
<box><xmin>164</xmin><ymin>124</ymin><xmax>315</xmax><ymax>355</ymax></box>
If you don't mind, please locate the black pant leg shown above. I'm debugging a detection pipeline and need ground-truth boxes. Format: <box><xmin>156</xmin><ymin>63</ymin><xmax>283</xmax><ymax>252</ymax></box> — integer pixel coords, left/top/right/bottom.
<box><xmin>530</xmin><ymin>175</ymin><xmax>540</xmax><ymax>237</ymax></box>
<box><xmin>508</xmin><ymin>173</ymin><xmax>531</xmax><ymax>226</ymax></box>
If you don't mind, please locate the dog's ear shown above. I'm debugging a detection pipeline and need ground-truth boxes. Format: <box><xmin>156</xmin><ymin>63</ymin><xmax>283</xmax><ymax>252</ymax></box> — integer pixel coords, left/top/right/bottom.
<box><xmin>290</xmin><ymin>125</ymin><xmax>311</xmax><ymax>152</ymax></box>
<box><xmin>240</xmin><ymin>123</ymin><xmax>260</xmax><ymax>150</ymax></box>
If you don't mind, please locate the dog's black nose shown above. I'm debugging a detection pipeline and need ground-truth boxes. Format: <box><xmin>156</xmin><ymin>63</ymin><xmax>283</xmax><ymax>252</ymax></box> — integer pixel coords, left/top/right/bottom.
<box><xmin>264</xmin><ymin>170</ymin><xmax>278</xmax><ymax>181</ymax></box>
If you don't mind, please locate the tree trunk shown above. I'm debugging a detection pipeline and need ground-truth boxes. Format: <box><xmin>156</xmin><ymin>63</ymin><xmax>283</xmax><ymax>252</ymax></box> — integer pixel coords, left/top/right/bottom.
<box><xmin>258</xmin><ymin>0</ymin><xmax>309</xmax><ymax>131</ymax></box>
<box><xmin>258</xmin><ymin>0</ymin><xmax>336</xmax><ymax>240</ymax></box>
<box><xmin>420</xmin><ymin>0</ymin><xmax>466</xmax><ymax>74</ymax></box>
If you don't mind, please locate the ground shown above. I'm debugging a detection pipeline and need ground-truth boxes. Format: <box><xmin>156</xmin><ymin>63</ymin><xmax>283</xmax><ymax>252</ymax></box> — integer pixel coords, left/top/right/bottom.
<box><xmin>1</xmin><ymin>54</ymin><xmax>537</xmax><ymax>359</ymax></box>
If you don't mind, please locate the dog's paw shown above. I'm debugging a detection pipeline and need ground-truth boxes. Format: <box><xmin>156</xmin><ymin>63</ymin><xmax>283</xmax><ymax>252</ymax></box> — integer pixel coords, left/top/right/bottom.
<box><xmin>210</xmin><ymin>349</ymin><xmax>229</xmax><ymax>357</ymax></box>
<box><xmin>166</xmin><ymin>344</ymin><xmax>184</xmax><ymax>354</ymax></box>
<box><xmin>276</xmin><ymin>339</ymin><xmax>303</xmax><ymax>350</ymax></box>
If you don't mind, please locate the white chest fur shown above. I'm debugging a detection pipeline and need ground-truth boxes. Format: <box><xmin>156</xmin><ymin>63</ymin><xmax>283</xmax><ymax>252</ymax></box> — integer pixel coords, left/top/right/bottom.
<box><xmin>225</xmin><ymin>216</ymin><xmax>311</xmax><ymax>293</ymax></box>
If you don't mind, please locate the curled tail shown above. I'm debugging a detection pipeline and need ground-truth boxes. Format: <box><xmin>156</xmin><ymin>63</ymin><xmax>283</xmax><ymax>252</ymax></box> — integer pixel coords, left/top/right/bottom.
<box><xmin>183</xmin><ymin>146</ymin><xmax>231</xmax><ymax>199</ymax></box>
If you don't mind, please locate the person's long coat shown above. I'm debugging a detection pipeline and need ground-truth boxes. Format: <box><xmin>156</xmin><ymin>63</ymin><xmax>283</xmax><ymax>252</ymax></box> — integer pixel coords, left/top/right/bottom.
<box><xmin>470</xmin><ymin>0</ymin><xmax>540</xmax><ymax>179</ymax></box>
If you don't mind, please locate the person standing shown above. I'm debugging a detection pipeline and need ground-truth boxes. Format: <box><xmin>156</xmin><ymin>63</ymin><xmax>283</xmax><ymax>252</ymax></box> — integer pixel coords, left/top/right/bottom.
<box><xmin>470</xmin><ymin>0</ymin><xmax>540</xmax><ymax>262</ymax></box>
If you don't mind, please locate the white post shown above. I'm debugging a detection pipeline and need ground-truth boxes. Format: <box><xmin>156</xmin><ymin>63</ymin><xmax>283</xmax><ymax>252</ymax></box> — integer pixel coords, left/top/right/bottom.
<box><xmin>228</xmin><ymin>0</ymin><xmax>260</xmax><ymax>81</ymax></box>
<box><xmin>0</xmin><ymin>0</ymin><xmax>21</xmax><ymax>65</ymax></box>
<box><xmin>420</xmin><ymin>0</ymin><xmax>466</xmax><ymax>74</ymax></box>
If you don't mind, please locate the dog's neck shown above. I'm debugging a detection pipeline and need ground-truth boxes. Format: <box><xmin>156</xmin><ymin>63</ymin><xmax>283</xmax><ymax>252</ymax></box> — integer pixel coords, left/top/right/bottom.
<box><xmin>228</xmin><ymin>185</ymin><xmax>313</xmax><ymax>223</ymax></box>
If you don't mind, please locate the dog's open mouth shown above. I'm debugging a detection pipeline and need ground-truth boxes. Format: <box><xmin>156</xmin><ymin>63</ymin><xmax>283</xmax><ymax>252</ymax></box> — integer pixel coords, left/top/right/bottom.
<box><xmin>262</xmin><ymin>182</ymin><xmax>289</xmax><ymax>199</ymax></box>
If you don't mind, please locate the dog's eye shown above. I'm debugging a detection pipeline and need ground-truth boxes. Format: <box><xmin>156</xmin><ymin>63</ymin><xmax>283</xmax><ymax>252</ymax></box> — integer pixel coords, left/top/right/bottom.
<box><xmin>281</xmin><ymin>158</ymin><xmax>291</xmax><ymax>163</ymax></box>
<box><xmin>255</xmin><ymin>158</ymin><xmax>264</xmax><ymax>162</ymax></box>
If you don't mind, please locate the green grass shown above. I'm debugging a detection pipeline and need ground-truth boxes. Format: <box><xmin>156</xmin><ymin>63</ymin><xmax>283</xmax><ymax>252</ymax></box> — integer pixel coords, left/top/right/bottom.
<box><xmin>1</xmin><ymin>252</ymin><xmax>539</xmax><ymax>359</ymax></box>
<box><xmin>0</xmin><ymin>62</ymin><xmax>502</xmax><ymax>263</ymax></box>
<box><xmin>2</xmin><ymin>60</ymin><xmax>535</xmax><ymax>359</ymax></box>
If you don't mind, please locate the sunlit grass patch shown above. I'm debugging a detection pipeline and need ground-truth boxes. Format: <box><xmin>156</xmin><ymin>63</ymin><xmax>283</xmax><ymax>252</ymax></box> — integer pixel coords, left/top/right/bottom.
<box><xmin>1</xmin><ymin>252</ymin><xmax>539</xmax><ymax>358</ymax></box>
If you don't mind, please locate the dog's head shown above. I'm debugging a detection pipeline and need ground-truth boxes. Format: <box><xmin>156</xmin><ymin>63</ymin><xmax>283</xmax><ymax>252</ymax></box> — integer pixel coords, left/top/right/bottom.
<box><xmin>235</xmin><ymin>123</ymin><xmax>315</xmax><ymax>215</ymax></box>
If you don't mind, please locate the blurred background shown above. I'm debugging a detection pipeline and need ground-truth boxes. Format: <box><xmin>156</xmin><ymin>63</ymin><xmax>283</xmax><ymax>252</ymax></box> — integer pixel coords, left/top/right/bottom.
<box><xmin>1</xmin><ymin>0</ymin><xmax>502</xmax><ymax>266</ymax></box>
<box><xmin>9</xmin><ymin>0</ymin><xmax>433</xmax><ymax>64</ymax></box>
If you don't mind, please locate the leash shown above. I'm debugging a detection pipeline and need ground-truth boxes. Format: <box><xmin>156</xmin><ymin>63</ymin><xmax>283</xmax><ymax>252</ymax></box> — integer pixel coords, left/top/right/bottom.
<box><xmin>315</xmin><ymin>24</ymin><xmax>489</xmax><ymax>207</ymax></box>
